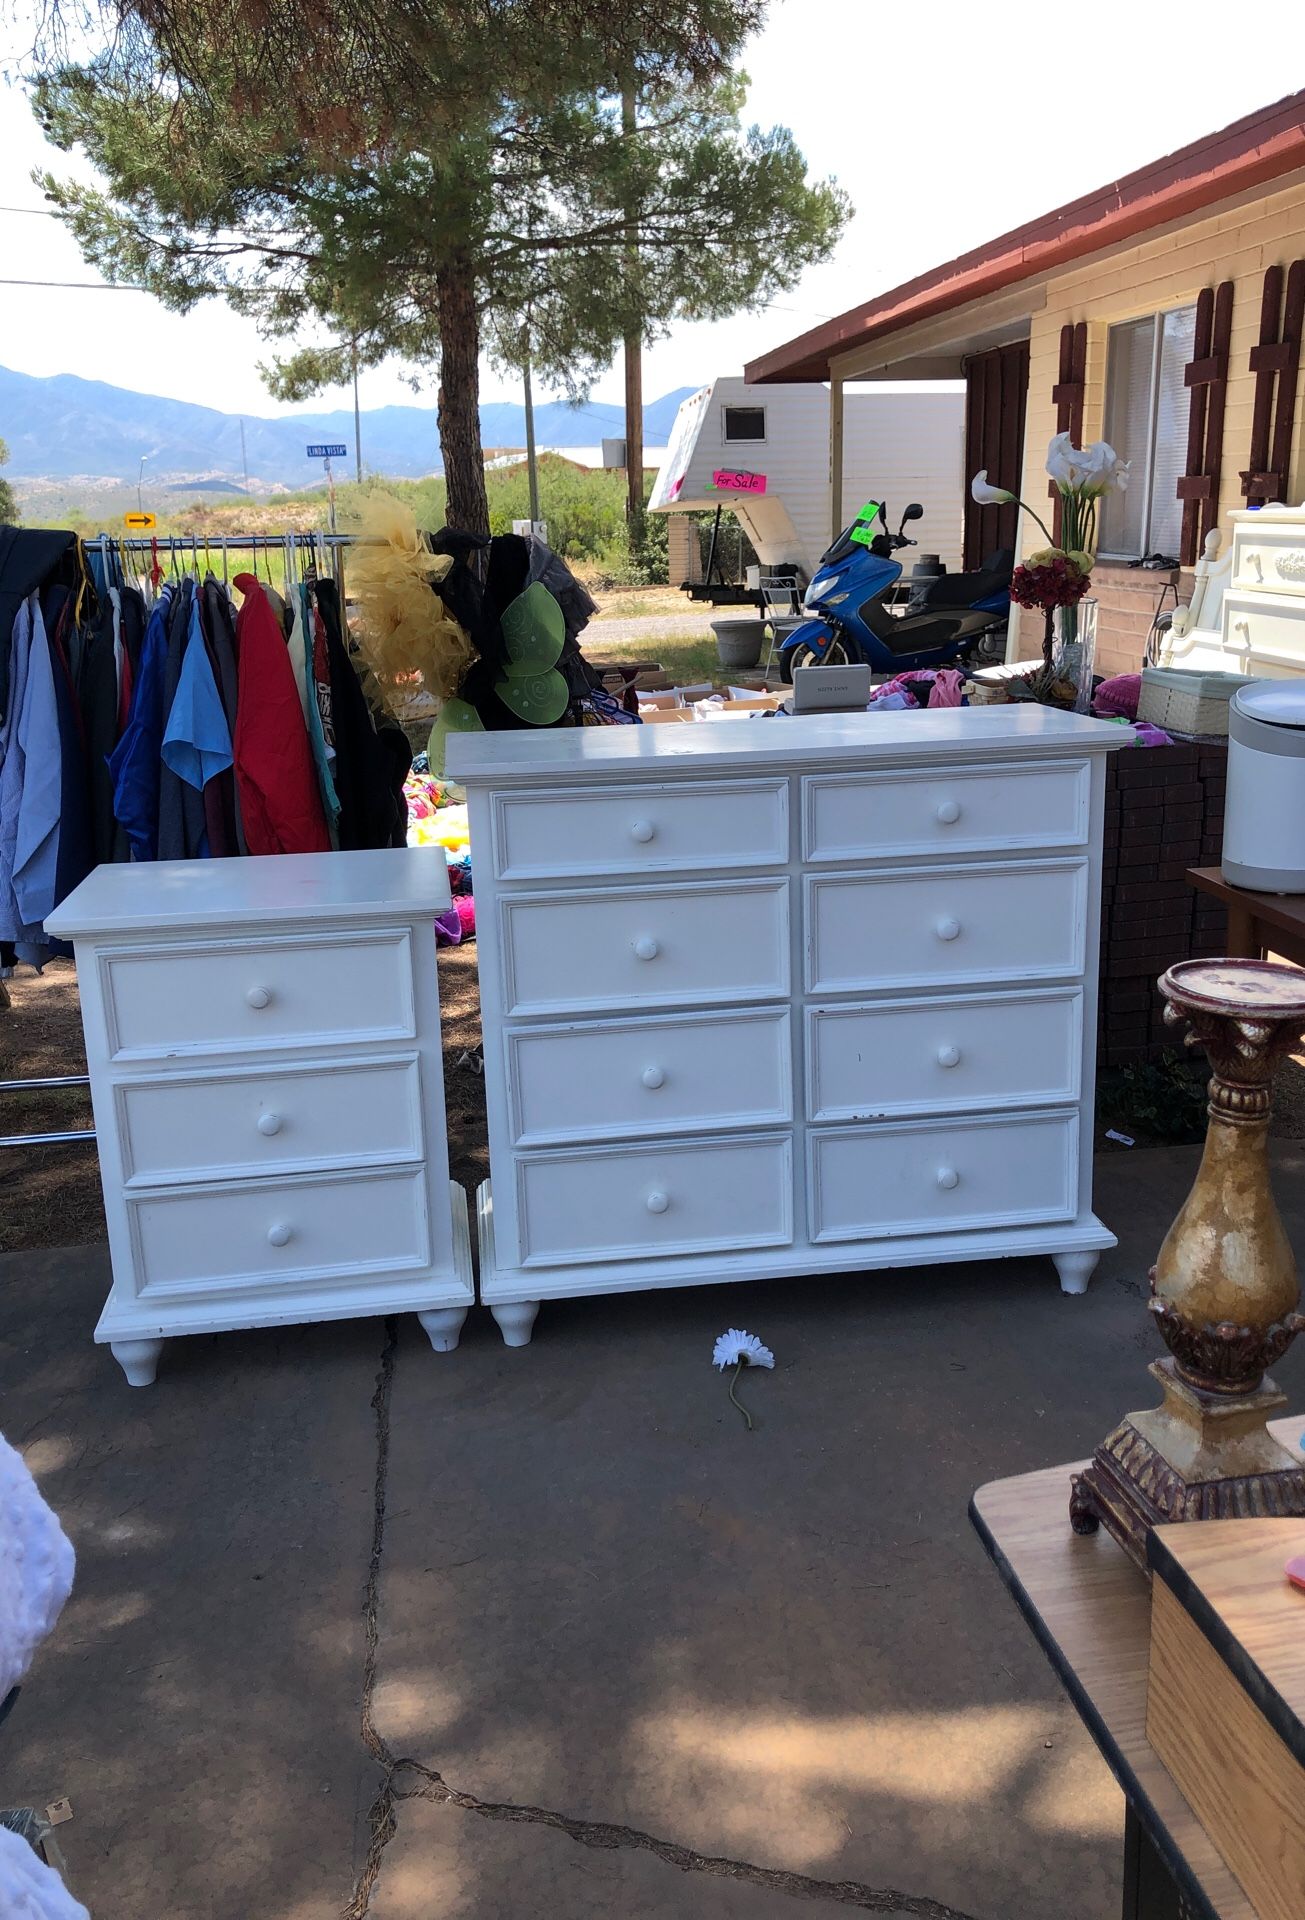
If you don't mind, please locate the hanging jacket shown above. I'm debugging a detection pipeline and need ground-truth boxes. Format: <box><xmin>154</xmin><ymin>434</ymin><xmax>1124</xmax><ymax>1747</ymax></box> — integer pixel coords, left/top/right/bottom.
<box><xmin>314</xmin><ymin>576</ymin><xmax>406</xmax><ymax>850</ymax></box>
<box><xmin>80</xmin><ymin>592</ymin><xmax>129</xmax><ymax>864</ymax></box>
<box><xmin>162</xmin><ymin>590</ymin><xmax>234</xmax><ymax>859</ymax></box>
<box><xmin>0</xmin><ymin>595</ymin><xmax>59</xmax><ymax>957</ymax></box>
<box><xmin>232</xmin><ymin>574</ymin><xmax>330</xmax><ymax>856</ymax></box>
<box><xmin>156</xmin><ymin>581</ymin><xmax>208</xmax><ymax>861</ymax></box>
<box><xmin>202</xmin><ymin>576</ymin><xmax>245</xmax><ymax>855</ymax></box>
<box><xmin>43</xmin><ymin>588</ymin><xmax>93</xmax><ymax>912</ymax></box>
<box><xmin>0</xmin><ymin>527</ymin><xmax>78</xmax><ymax>727</ymax></box>
<box><xmin>108</xmin><ymin>585</ymin><xmax>171</xmax><ymax>862</ymax></box>
<box><xmin>299</xmin><ymin>584</ymin><xmax>340</xmax><ymax>845</ymax></box>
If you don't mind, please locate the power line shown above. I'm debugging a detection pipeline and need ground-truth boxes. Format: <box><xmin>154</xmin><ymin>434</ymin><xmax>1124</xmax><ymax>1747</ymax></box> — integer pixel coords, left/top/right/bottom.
<box><xmin>0</xmin><ymin>276</ymin><xmax>146</xmax><ymax>290</ymax></box>
<box><xmin>0</xmin><ymin>204</ymin><xmax>64</xmax><ymax>217</ymax></box>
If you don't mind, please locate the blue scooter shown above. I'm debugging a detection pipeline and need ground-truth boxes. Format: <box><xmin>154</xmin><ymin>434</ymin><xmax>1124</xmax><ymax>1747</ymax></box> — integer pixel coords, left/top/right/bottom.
<box><xmin>778</xmin><ymin>501</ymin><xmax>1012</xmax><ymax>681</ymax></box>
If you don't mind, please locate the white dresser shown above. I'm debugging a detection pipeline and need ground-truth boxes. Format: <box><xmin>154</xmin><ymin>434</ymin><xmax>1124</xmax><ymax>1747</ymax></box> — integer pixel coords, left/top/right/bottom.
<box><xmin>46</xmin><ymin>849</ymin><xmax>473</xmax><ymax>1384</ymax></box>
<box><xmin>449</xmin><ymin>708</ymin><xmax>1123</xmax><ymax>1347</ymax></box>
<box><xmin>1219</xmin><ymin>503</ymin><xmax>1305</xmax><ymax>678</ymax></box>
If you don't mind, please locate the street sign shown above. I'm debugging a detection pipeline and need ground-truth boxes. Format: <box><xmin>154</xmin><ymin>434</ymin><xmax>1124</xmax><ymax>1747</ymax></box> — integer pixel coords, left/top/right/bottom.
<box><xmin>124</xmin><ymin>511</ymin><xmax>156</xmax><ymax>529</ymax></box>
<box><xmin>306</xmin><ymin>443</ymin><xmax>349</xmax><ymax>458</ymax></box>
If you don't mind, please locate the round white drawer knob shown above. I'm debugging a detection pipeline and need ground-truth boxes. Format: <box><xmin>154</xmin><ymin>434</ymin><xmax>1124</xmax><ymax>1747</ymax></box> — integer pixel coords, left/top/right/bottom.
<box><xmin>936</xmin><ymin>1167</ymin><xmax>960</xmax><ymax>1192</ymax></box>
<box><xmin>266</xmin><ymin>1221</ymin><xmax>294</xmax><ymax>1248</ymax></box>
<box><xmin>646</xmin><ymin>1190</ymin><xmax>670</xmax><ymax>1214</ymax></box>
<box><xmin>935</xmin><ymin>800</ymin><xmax>961</xmax><ymax>825</ymax></box>
<box><xmin>936</xmin><ymin>1044</ymin><xmax>961</xmax><ymax>1069</ymax></box>
<box><xmin>257</xmin><ymin>1112</ymin><xmax>283</xmax><ymax>1137</ymax></box>
<box><xmin>246</xmin><ymin>985</ymin><xmax>272</xmax><ymax>1010</ymax></box>
<box><xmin>935</xmin><ymin>916</ymin><xmax>962</xmax><ymax>942</ymax></box>
<box><xmin>630</xmin><ymin>820</ymin><xmax>656</xmax><ymax>844</ymax></box>
<box><xmin>634</xmin><ymin>935</ymin><xmax>660</xmax><ymax>961</ymax></box>
<box><xmin>641</xmin><ymin>1066</ymin><xmax>666</xmax><ymax>1090</ymax></box>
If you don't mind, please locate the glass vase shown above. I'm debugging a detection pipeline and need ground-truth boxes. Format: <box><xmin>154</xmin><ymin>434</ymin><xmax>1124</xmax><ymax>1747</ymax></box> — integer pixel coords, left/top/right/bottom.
<box><xmin>1052</xmin><ymin>598</ymin><xmax>1098</xmax><ymax>713</ymax></box>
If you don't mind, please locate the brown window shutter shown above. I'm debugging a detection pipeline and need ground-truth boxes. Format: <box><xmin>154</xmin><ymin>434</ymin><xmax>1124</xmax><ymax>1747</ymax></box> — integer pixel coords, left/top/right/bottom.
<box><xmin>963</xmin><ymin>341</ymin><xmax>1029</xmax><ymax>570</ymax></box>
<box><xmin>1177</xmin><ymin>280</ymin><xmax>1234</xmax><ymax>565</ymax></box>
<box><xmin>1048</xmin><ymin>321</ymin><xmax>1086</xmax><ymax>542</ymax></box>
<box><xmin>1241</xmin><ymin>259</ymin><xmax>1305</xmax><ymax>504</ymax></box>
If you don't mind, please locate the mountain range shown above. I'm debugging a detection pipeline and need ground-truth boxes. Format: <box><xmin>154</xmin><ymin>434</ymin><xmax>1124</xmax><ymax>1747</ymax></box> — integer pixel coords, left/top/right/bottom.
<box><xmin>0</xmin><ymin>365</ymin><xmax>696</xmax><ymax>487</ymax></box>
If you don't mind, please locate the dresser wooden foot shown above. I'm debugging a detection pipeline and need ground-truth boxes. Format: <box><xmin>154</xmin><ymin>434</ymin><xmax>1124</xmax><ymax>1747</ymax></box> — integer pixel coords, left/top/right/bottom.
<box><xmin>1053</xmin><ymin>1250</ymin><xmax>1098</xmax><ymax>1296</ymax></box>
<box><xmin>110</xmin><ymin>1338</ymin><xmax>164</xmax><ymax>1387</ymax></box>
<box><xmin>491</xmin><ymin>1301</ymin><xmax>540</xmax><ymax>1348</ymax></box>
<box><xmin>418</xmin><ymin>1307</ymin><xmax>468</xmax><ymax>1353</ymax></box>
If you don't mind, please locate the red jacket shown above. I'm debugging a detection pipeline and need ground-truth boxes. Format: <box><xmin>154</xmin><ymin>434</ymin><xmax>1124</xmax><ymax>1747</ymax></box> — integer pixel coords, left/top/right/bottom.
<box><xmin>232</xmin><ymin>574</ymin><xmax>330</xmax><ymax>855</ymax></box>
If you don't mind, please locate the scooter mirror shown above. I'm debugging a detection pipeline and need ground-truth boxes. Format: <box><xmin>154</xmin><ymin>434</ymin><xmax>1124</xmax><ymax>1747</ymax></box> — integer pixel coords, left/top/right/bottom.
<box><xmin>900</xmin><ymin>503</ymin><xmax>924</xmax><ymax>526</ymax></box>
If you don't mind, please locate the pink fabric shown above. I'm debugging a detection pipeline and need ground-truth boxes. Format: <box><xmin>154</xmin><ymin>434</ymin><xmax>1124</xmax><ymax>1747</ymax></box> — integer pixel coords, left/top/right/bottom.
<box><xmin>926</xmin><ymin>669</ymin><xmax>965</xmax><ymax>708</ymax></box>
<box><xmin>1093</xmin><ymin>673</ymin><xmax>1141</xmax><ymax>719</ymax></box>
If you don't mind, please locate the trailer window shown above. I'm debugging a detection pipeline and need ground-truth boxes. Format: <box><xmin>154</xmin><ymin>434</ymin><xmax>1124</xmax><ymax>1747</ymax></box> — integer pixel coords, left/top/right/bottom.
<box><xmin>723</xmin><ymin>406</ymin><xmax>766</xmax><ymax>443</ymax></box>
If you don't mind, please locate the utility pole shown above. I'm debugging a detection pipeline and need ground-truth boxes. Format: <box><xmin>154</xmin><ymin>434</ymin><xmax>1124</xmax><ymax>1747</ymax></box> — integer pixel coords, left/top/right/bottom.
<box><xmin>622</xmin><ymin>82</ymin><xmax>644</xmax><ymax>564</ymax></box>
<box><xmin>352</xmin><ymin>342</ymin><xmax>363</xmax><ymax>483</ymax></box>
<box><xmin>522</xmin><ymin>353</ymin><xmax>540</xmax><ymax>528</ymax></box>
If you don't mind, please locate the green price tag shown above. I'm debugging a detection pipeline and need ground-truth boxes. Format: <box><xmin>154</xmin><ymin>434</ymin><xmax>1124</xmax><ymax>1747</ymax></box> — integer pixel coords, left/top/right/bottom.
<box><xmin>848</xmin><ymin>500</ymin><xmax>883</xmax><ymax>546</ymax></box>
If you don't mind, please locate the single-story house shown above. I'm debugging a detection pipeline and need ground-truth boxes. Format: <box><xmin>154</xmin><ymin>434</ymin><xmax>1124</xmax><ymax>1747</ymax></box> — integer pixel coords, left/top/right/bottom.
<box><xmin>746</xmin><ymin>90</ymin><xmax>1305</xmax><ymax>678</ymax></box>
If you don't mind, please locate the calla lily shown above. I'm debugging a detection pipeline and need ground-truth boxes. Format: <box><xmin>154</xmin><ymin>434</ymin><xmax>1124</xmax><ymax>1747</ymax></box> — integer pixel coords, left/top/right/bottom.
<box><xmin>1046</xmin><ymin>433</ymin><xmax>1128</xmax><ymax>495</ymax></box>
<box><xmin>971</xmin><ymin>471</ymin><xmax>1015</xmax><ymax>507</ymax></box>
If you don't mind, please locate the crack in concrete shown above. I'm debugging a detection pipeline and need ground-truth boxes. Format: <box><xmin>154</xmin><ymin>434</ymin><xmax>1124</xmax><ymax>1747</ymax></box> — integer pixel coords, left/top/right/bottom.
<box><xmin>395</xmin><ymin>1766</ymin><xmax>981</xmax><ymax>1917</ymax></box>
<box><xmin>343</xmin><ymin>1325</ymin><xmax>982</xmax><ymax>1920</ymax></box>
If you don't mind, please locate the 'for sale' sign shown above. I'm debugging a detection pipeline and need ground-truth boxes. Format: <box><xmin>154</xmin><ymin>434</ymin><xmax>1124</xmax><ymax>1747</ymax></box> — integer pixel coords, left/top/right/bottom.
<box><xmin>711</xmin><ymin>468</ymin><xmax>767</xmax><ymax>495</ymax></box>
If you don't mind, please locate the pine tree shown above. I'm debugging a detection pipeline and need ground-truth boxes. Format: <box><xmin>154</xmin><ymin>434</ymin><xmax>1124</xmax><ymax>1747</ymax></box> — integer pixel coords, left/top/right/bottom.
<box><xmin>0</xmin><ymin>439</ymin><xmax>16</xmax><ymax>524</ymax></box>
<box><xmin>34</xmin><ymin>37</ymin><xmax>848</xmax><ymax>533</ymax></box>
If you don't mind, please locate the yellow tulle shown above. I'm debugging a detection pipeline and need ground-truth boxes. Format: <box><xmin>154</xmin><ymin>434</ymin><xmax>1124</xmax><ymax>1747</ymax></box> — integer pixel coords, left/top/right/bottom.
<box><xmin>349</xmin><ymin>494</ymin><xmax>473</xmax><ymax>703</ymax></box>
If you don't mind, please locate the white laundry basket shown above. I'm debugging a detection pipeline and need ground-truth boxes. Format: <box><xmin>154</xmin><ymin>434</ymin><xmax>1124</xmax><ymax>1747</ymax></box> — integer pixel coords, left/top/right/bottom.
<box><xmin>1224</xmin><ymin>682</ymin><xmax>1305</xmax><ymax>890</ymax></box>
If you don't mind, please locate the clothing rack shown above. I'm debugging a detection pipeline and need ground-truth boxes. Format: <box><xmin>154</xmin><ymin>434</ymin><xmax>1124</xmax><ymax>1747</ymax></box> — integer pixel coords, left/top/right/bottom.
<box><xmin>2</xmin><ymin>532</ymin><xmax>372</xmax><ymax>1149</ymax></box>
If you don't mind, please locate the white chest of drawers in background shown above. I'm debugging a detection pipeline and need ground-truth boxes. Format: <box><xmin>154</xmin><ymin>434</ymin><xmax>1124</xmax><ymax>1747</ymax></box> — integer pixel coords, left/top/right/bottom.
<box><xmin>449</xmin><ymin>708</ymin><xmax>1123</xmax><ymax>1347</ymax></box>
<box><xmin>1221</xmin><ymin>503</ymin><xmax>1305</xmax><ymax>678</ymax></box>
<box><xmin>46</xmin><ymin>849</ymin><xmax>473</xmax><ymax>1384</ymax></box>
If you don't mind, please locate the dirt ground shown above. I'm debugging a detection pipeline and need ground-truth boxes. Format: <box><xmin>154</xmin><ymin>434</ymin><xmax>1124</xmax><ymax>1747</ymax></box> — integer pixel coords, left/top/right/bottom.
<box><xmin>0</xmin><ymin>947</ymin><xmax>489</xmax><ymax>1254</ymax></box>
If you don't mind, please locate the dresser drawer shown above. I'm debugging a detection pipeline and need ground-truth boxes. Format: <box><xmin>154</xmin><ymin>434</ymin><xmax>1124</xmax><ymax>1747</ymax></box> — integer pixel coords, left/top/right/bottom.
<box><xmin>126</xmin><ymin>1167</ymin><xmax>431</xmax><ymax>1300</ymax></box>
<box><xmin>1222</xmin><ymin>588</ymin><xmax>1305</xmax><ymax>670</ymax></box>
<box><xmin>511</xmin><ymin>1133</ymin><xmax>792</xmax><ymax>1267</ymax></box>
<box><xmin>101</xmin><ymin>929</ymin><xmax>416</xmax><ymax>1061</ymax></box>
<box><xmin>806</xmin><ymin>988</ymin><xmax>1082</xmax><ymax>1121</ymax></box>
<box><xmin>805</xmin><ymin>859</ymin><xmax>1087</xmax><ymax>995</ymax></box>
<box><xmin>809</xmin><ymin>1109</ymin><xmax>1077</xmax><ymax>1243</ymax></box>
<box><xmin>802</xmin><ymin>759</ymin><xmax>1089</xmax><ymax>862</ymax></box>
<box><xmin>491</xmin><ymin>777</ymin><xmax>788</xmax><ymax>879</ymax></box>
<box><xmin>500</xmin><ymin>878</ymin><xmax>790</xmax><ymax>1017</ymax></box>
<box><xmin>505</xmin><ymin>1008</ymin><xmax>791</xmax><ymax>1146</ymax></box>
<box><xmin>1233</xmin><ymin>523</ymin><xmax>1305</xmax><ymax>598</ymax></box>
<box><xmin>117</xmin><ymin>1054</ymin><xmax>424</xmax><ymax>1185</ymax></box>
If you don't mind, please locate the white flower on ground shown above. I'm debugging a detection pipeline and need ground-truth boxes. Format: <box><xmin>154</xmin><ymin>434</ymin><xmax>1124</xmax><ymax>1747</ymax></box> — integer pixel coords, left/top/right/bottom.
<box><xmin>713</xmin><ymin>1329</ymin><xmax>775</xmax><ymax>1371</ymax></box>
<box><xmin>970</xmin><ymin>471</ymin><xmax>1015</xmax><ymax>507</ymax></box>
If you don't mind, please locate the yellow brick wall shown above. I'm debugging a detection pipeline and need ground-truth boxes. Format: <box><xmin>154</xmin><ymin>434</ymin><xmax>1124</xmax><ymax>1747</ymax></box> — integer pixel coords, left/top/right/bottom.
<box><xmin>1014</xmin><ymin>178</ymin><xmax>1305</xmax><ymax>673</ymax></box>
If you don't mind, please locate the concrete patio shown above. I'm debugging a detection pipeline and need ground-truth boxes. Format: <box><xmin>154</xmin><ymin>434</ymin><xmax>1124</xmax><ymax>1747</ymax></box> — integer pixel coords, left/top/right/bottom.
<box><xmin>4</xmin><ymin>1143</ymin><xmax>1304</xmax><ymax>1920</ymax></box>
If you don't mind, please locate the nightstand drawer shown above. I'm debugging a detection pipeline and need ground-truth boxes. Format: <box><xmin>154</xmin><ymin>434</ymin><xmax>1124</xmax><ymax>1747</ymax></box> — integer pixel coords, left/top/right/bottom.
<box><xmin>512</xmin><ymin>1133</ymin><xmax>792</xmax><ymax>1266</ymax></box>
<box><xmin>102</xmin><ymin>928</ymin><xmax>415</xmax><ymax>1060</ymax></box>
<box><xmin>803</xmin><ymin>759</ymin><xmax>1089</xmax><ymax>861</ymax></box>
<box><xmin>501</xmin><ymin>878</ymin><xmax>790</xmax><ymax>1016</ymax></box>
<box><xmin>117</xmin><ymin>1054</ymin><xmax>424</xmax><ymax>1185</ymax></box>
<box><xmin>492</xmin><ymin>778</ymin><xmax>788</xmax><ymax>879</ymax></box>
<box><xmin>809</xmin><ymin>1110</ymin><xmax>1077</xmax><ymax>1242</ymax></box>
<box><xmin>505</xmin><ymin>1008</ymin><xmax>791</xmax><ymax>1146</ymax></box>
<box><xmin>806</xmin><ymin>989</ymin><xmax>1081</xmax><ymax>1121</ymax></box>
<box><xmin>127</xmin><ymin>1167</ymin><xmax>431</xmax><ymax>1299</ymax></box>
<box><xmin>806</xmin><ymin>859</ymin><xmax>1087</xmax><ymax>995</ymax></box>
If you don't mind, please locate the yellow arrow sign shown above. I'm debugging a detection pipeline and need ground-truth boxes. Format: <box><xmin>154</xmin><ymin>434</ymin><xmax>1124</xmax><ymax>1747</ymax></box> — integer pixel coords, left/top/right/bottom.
<box><xmin>124</xmin><ymin>511</ymin><xmax>157</xmax><ymax>529</ymax></box>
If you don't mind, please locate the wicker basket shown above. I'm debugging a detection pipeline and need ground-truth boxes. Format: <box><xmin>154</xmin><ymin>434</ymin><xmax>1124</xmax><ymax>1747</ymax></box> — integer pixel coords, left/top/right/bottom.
<box><xmin>1137</xmin><ymin>667</ymin><xmax>1255</xmax><ymax>736</ymax></box>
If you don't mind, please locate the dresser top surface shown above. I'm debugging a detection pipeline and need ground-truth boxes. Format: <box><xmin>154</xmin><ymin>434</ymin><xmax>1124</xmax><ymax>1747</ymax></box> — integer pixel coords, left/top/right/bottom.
<box><xmin>45</xmin><ymin>847</ymin><xmax>451</xmax><ymax>937</ymax></box>
<box><xmin>447</xmin><ymin>706</ymin><xmax>1126</xmax><ymax>784</ymax></box>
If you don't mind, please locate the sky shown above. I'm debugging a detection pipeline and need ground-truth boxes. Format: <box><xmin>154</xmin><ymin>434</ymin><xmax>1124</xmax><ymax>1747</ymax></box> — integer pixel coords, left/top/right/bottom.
<box><xmin>0</xmin><ymin>1</ymin><xmax>1303</xmax><ymax>419</ymax></box>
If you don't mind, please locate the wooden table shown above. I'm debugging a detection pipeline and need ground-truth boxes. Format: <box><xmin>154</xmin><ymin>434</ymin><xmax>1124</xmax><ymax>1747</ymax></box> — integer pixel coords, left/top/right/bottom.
<box><xmin>971</xmin><ymin>1414</ymin><xmax>1305</xmax><ymax>1920</ymax></box>
<box><xmin>1188</xmin><ymin>867</ymin><xmax>1305</xmax><ymax>968</ymax></box>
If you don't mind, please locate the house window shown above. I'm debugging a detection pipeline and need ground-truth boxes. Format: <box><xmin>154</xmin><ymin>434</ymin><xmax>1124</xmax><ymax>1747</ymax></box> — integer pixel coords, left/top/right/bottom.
<box><xmin>723</xmin><ymin>405</ymin><xmax>766</xmax><ymax>443</ymax></box>
<box><xmin>1098</xmin><ymin>304</ymin><xmax>1197</xmax><ymax>560</ymax></box>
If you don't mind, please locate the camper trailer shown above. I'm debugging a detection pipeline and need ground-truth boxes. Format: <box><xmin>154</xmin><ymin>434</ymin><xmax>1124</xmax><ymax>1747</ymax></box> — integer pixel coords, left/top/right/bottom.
<box><xmin>649</xmin><ymin>376</ymin><xmax>965</xmax><ymax>585</ymax></box>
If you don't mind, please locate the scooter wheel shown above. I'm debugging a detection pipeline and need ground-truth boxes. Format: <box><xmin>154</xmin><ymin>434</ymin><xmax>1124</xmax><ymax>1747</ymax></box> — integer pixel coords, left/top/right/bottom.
<box><xmin>787</xmin><ymin>638</ymin><xmax>853</xmax><ymax>678</ymax></box>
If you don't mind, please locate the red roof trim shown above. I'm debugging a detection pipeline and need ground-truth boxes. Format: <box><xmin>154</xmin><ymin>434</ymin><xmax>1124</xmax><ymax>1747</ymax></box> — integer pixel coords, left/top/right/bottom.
<box><xmin>746</xmin><ymin>91</ymin><xmax>1305</xmax><ymax>384</ymax></box>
